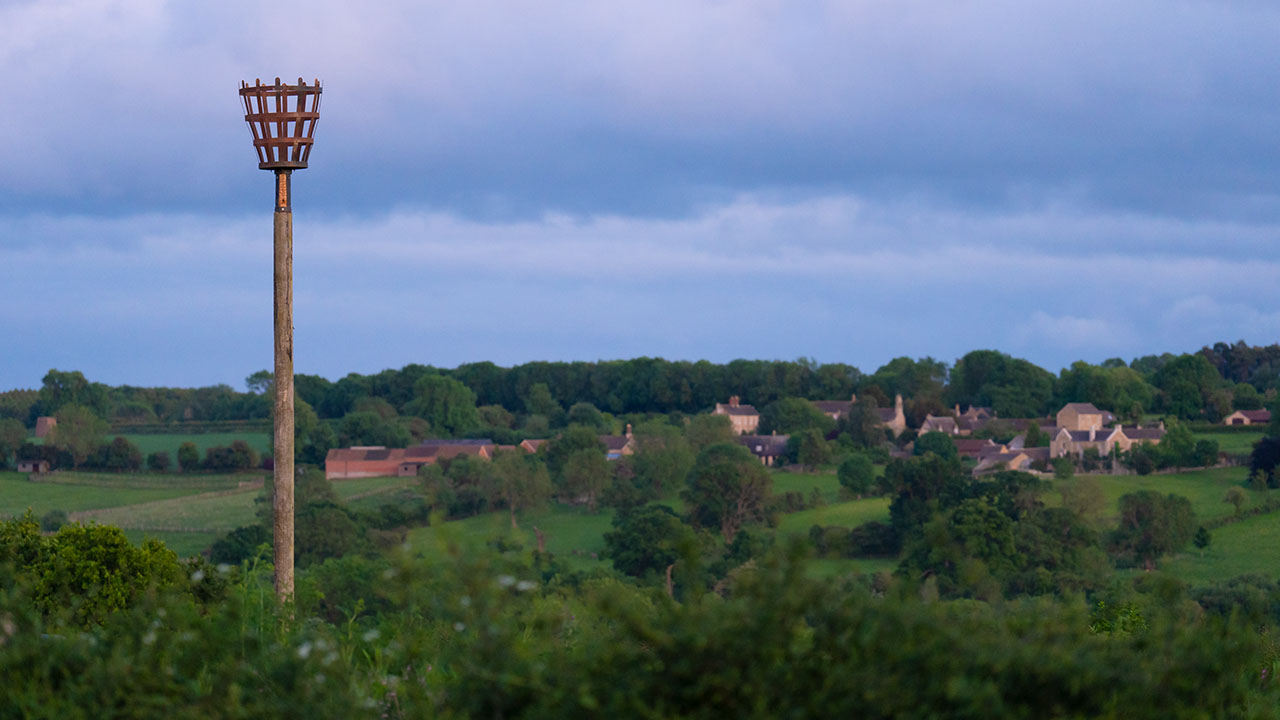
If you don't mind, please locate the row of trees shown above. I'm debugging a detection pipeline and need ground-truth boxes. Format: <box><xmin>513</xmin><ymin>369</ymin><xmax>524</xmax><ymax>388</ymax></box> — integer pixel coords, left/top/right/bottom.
<box><xmin>5</xmin><ymin>341</ymin><xmax>1276</xmax><ymax>436</ymax></box>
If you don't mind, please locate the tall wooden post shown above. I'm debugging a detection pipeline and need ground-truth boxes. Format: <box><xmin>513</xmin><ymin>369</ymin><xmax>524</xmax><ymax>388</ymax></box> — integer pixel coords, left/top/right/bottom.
<box><xmin>239</xmin><ymin>77</ymin><xmax>322</xmax><ymax>602</ymax></box>
<box><xmin>273</xmin><ymin>169</ymin><xmax>295</xmax><ymax>599</ymax></box>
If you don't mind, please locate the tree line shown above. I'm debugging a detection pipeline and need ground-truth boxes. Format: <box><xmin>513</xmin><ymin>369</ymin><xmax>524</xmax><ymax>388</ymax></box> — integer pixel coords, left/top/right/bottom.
<box><xmin>2</xmin><ymin>340</ymin><xmax>1277</xmax><ymax>433</ymax></box>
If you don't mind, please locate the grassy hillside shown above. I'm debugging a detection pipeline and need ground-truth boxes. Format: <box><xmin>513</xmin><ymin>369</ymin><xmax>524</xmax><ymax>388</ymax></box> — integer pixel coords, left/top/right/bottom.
<box><xmin>120</xmin><ymin>432</ymin><xmax>272</xmax><ymax>458</ymax></box>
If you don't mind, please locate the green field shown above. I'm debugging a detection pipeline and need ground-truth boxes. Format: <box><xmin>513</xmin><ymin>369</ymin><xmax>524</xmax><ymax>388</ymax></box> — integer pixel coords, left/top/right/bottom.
<box><xmin>777</xmin><ymin>496</ymin><xmax>892</xmax><ymax>535</ymax></box>
<box><xmin>1194</xmin><ymin>431</ymin><xmax>1264</xmax><ymax>455</ymax></box>
<box><xmin>408</xmin><ymin>504</ymin><xmax>616</xmax><ymax>573</ymax></box>
<box><xmin>120</xmin><ymin>432</ymin><xmax>272</xmax><ymax>458</ymax></box>
<box><xmin>1159</xmin><ymin>512</ymin><xmax>1280</xmax><ymax>585</ymax></box>
<box><xmin>1052</xmin><ymin>466</ymin><xmax>1259</xmax><ymax>525</ymax></box>
<box><xmin>0</xmin><ymin>471</ymin><xmax>224</xmax><ymax>518</ymax></box>
<box><xmin>773</xmin><ymin>470</ymin><xmax>842</xmax><ymax>499</ymax></box>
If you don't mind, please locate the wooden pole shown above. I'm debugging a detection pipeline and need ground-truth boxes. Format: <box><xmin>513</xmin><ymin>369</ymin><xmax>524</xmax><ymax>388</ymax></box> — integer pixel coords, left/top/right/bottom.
<box><xmin>272</xmin><ymin>169</ymin><xmax>295</xmax><ymax>600</ymax></box>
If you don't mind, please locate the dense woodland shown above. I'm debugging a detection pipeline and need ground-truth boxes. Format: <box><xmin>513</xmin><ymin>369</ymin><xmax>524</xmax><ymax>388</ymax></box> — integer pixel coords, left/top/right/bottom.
<box><xmin>4</xmin><ymin>341</ymin><xmax>1280</xmax><ymax>715</ymax></box>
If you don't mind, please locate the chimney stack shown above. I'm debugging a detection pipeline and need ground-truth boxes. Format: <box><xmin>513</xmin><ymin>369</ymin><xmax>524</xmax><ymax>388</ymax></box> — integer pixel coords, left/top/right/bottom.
<box><xmin>730</xmin><ymin>395</ymin><xmax>740</xmax><ymax>407</ymax></box>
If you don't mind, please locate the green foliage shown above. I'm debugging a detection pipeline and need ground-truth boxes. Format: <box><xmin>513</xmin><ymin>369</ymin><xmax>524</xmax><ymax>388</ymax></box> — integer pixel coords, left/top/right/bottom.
<box><xmin>39</xmin><ymin>509</ymin><xmax>67</xmax><ymax>532</ymax></box>
<box><xmin>543</xmin><ymin>424</ymin><xmax>606</xmax><ymax>481</ymax></box>
<box><xmin>604</xmin><ymin>504</ymin><xmax>697</xmax><ymax>579</ymax></box>
<box><xmin>208</xmin><ymin>524</ymin><xmax>271</xmax><ymax>566</ymax></box>
<box><xmin>0</xmin><ymin>418</ymin><xmax>25</xmax><ymax>468</ymax></box>
<box><xmin>1153</xmin><ymin>354</ymin><xmax>1224</xmax><ymax>420</ymax></box>
<box><xmin>1193</xmin><ymin>526</ymin><xmax>1211</xmax><ymax>551</ymax></box>
<box><xmin>404</xmin><ymin>374</ymin><xmax>481</xmax><ymax>436</ymax></box>
<box><xmin>1109</xmin><ymin>491</ymin><xmax>1197</xmax><ymax>569</ymax></box>
<box><xmin>52</xmin><ymin>404</ymin><xmax>108</xmax><ymax>469</ymax></box>
<box><xmin>562</xmin><ymin>449</ymin><xmax>611</xmax><ymax>513</ymax></box>
<box><xmin>146</xmin><ymin>450</ymin><xmax>171</xmax><ymax>472</ymax></box>
<box><xmin>337</xmin><ymin>410</ymin><xmax>411</xmax><ymax>448</ymax></box>
<box><xmin>89</xmin><ymin>436</ymin><xmax>143</xmax><ymax>471</ymax></box>
<box><xmin>759</xmin><ymin>397</ymin><xmax>836</xmax><ymax>436</ymax></box>
<box><xmin>176</xmin><ymin>441</ymin><xmax>200</xmax><ymax>472</ymax></box>
<box><xmin>491</xmin><ymin>449</ymin><xmax>552</xmax><ymax>526</ymax></box>
<box><xmin>1023</xmin><ymin>421</ymin><xmax>1048</xmax><ymax>448</ymax></box>
<box><xmin>631</xmin><ymin>420</ymin><xmax>695</xmax><ymax>498</ymax></box>
<box><xmin>913</xmin><ymin>431</ymin><xmax>958</xmax><ymax>460</ymax></box>
<box><xmin>950</xmin><ymin>350</ymin><xmax>1055</xmax><ymax>417</ymax></box>
<box><xmin>202</xmin><ymin>439</ymin><xmax>259</xmax><ymax>472</ymax></box>
<box><xmin>791</xmin><ymin>427</ymin><xmax>833</xmax><ymax>471</ymax></box>
<box><xmin>837</xmin><ymin>453</ymin><xmax>875</xmax><ymax>497</ymax></box>
<box><xmin>685</xmin><ymin>413</ymin><xmax>735</xmax><ymax>452</ymax></box>
<box><xmin>684</xmin><ymin>443</ymin><xmax>772</xmax><ymax>544</ymax></box>
<box><xmin>0</xmin><ymin>515</ymin><xmax>187</xmax><ymax>627</ymax></box>
<box><xmin>1052</xmin><ymin>455</ymin><xmax>1075</xmax><ymax>480</ymax></box>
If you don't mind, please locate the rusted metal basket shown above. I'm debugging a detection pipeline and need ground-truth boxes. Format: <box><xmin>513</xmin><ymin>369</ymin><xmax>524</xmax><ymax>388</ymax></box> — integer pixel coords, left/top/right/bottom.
<box><xmin>239</xmin><ymin>77</ymin><xmax>322</xmax><ymax>170</ymax></box>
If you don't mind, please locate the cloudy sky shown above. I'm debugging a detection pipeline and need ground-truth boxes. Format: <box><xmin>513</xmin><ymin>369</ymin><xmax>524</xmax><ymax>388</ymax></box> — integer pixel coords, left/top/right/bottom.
<box><xmin>2</xmin><ymin>0</ymin><xmax>1278</xmax><ymax>391</ymax></box>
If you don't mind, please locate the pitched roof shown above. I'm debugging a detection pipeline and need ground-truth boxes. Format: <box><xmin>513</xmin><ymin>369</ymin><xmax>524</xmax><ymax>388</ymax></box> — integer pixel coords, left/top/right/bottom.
<box><xmin>600</xmin><ymin>435</ymin><xmax>633</xmax><ymax>452</ymax></box>
<box><xmin>1239</xmin><ymin>409</ymin><xmax>1272</xmax><ymax>422</ymax></box>
<box><xmin>1060</xmin><ymin>403</ymin><xmax>1103</xmax><ymax>414</ymax></box>
<box><xmin>875</xmin><ymin>408</ymin><xmax>898</xmax><ymax>422</ymax></box>
<box><xmin>1124</xmin><ymin>427</ymin><xmax>1166</xmax><ymax>441</ymax></box>
<box><xmin>812</xmin><ymin>400</ymin><xmax>854</xmax><ymax>415</ymax></box>
<box><xmin>921</xmin><ymin>415</ymin><xmax>958</xmax><ymax>433</ymax></box>
<box><xmin>715</xmin><ymin>403</ymin><xmax>759</xmax><ymax>416</ymax></box>
<box><xmin>737</xmin><ymin>434</ymin><xmax>789</xmax><ymax>457</ymax></box>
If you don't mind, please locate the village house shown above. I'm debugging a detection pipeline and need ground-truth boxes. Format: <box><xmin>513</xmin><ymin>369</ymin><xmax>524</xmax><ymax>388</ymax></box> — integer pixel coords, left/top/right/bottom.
<box><xmin>919</xmin><ymin>414</ymin><xmax>960</xmax><ymax>436</ymax></box>
<box><xmin>953</xmin><ymin>437</ymin><xmax>1007</xmax><ymax>461</ymax></box>
<box><xmin>326</xmin><ymin>438</ymin><xmax>496</xmax><ymax>480</ymax></box>
<box><xmin>713</xmin><ymin>396</ymin><xmax>760</xmax><ymax>435</ymax></box>
<box><xmin>877</xmin><ymin>394</ymin><xmax>908</xmax><ymax>437</ymax></box>
<box><xmin>1049</xmin><ymin>423</ymin><xmax>1166</xmax><ymax>459</ymax></box>
<box><xmin>737</xmin><ymin>433</ymin><xmax>789</xmax><ymax>466</ymax></box>
<box><xmin>811</xmin><ymin>395</ymin><xmax>857</xmax><ymax>421</ymax></box>
<box><xmin>974</xmin><ymin>446</ymin><xmax>1052</xmax><ymax>474</ymax></box>
<box><xmin>17</xmin><ymin>458</ymin><xmax>50</xmax><ymax>474</ymax></box>
<box><xmin>1224</xmin><ymin>409</ymin><xmax>1271</xmax><ymax>426</ymax></box>
<box><xmin>600</xmin><ymin>424</ymin><xmax>636</xmax><ymax>460</ymax></box>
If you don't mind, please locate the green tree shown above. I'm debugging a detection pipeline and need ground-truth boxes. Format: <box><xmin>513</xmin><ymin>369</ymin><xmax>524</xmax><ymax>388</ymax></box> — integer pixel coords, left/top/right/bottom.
<box><xmin>96</xmin><ymin>436</ymin><xmax>143</xmax><ymax>471</ymax></box>
<box><xmin>177</xmin><ymin>441</ymin><xmax>200</xmax><ymax>472</ymax></box>
<box><xmin>491</xmin><ymin>450</ymin><xmax>552</xmax><ymax>528</ymax></box>
<box><xmin>1023</xmin><ymin>422</ymin><xmax>1048</xmax><ymax>448</ymax></box>
<box><xmin>604</xmin><ymin>504</ymin><xmax>697</xmax><ymax>579</ymax></box>
<box><xmin>683</xmin><ymin>443</ymin><xmax>772</xmax><ymax>544</ymax></box>
<box><xmin>1224</xmin><ymin>486</ymin><xmax>1247</xmax><ymax>516</ymax></box>
<box><xmin>1052</xmin><ymin>455</ymin><xmax>1075</xmax><ymax>480</ymax></box>
<box><xmin>566</xmin><ymin>402</ymin><xmax>610</xmax><ymax>431</ymax></box>
<box><xmin>404</xmin><ymin>374</ymin><xmax>481</xmax><ymax>436</ymax></box>
<box><xmin>949</xmin><ymin>350</ymin><xmax>1055</xmax><ymax>418</ymax></box>
<box><xmin>51</xmin><ymin>404</ymin><xmax>107</xmax><ymax>469</ymax></box>
<box><xmin>562</xmin><ymin>449</ymin><xmax>611</xmax><ymax>513</ymax></box>
<box><xmin>1193</xmin><ymin>526</ymin><xmax>1211</xmax><ymax>554</ymax></box>
<box><xmin>244</xmin><ymin>369</ymin><xmax>273</xmax><ymax>395</ymax></box>
<box><xmin>913</xmin><ymin>431</ymin><xmax>958</xmax><ymax>461</ymax></box>
<box><xmin>0</xmin><ymin>418</ymin><xmax>25</xmax><ymax>468</ymax></box>
<box><xmin>837</xmin><ymin>453</ymin><xmax>875</xmax><ymax>497</ymax></box>
<box><xmin>522</xmin><ymin>382</ymin><xmax>562</xmax><ymax>420</ymax></box>
<box><xmin>338</xmin><ymin>411</ymin><xmax>411</xmax><ymax>448</ymax></box>
<box><xmin>1108</xmin><ymin>490</ymin><xmax>1196</xmax><ymax>570</ymax></box>
<box><xmin>543</xmin><ymin>425</ymin><xmax>607</xmax><ymax>481</ymax></box>
<box><xmin>146</xmin><ymin>450</ymin><xmax>171</xmax><ymax>472</ymax></box>
<box><xmin>685</xmin><ymin>413</ymin><xmax>735</xmax><ymax>452</ymax></box>
<box><xmin>838</xmin><ymin>400</ymin><xmax>889</xmax><ymax>450</ymax></box>
<box><xmin>632</xmin><ymin>420</ymin><xmax>695</xmax><ymax>498</ymax></box>
<box><xmin>759</xmin><ymin>397</ymin><xmax>836</xmax><ymax>436</ymax></box>
<box><xmin>793</xmin><ymin>428</ymin><xmax>832</xmax><ymax>471</ymax></box>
